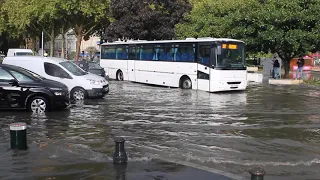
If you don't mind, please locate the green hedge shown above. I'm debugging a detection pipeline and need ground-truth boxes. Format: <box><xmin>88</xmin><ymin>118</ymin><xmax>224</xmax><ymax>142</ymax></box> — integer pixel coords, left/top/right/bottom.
<box><xmin>304</xmin><ymin>80</ymin><xmax>320</xmax><ymax>86</ymax></box>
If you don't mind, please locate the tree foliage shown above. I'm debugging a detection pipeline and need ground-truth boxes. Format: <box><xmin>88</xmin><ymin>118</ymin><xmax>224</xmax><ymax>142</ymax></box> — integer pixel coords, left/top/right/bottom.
<box><xmin>0</xmin><ymin>0</ymin><xmax>5</xmax><ymax>34</ymax></box>
<box><xmin>176</xmin><ymin>0</ymin><xmax>320</xmax><ymax>77</ymax></box>
<box><xmin>60</xmin><ymin>0</ymin><xmax>110</xmax><ymax>60</ymax></box>
<box><xmin>1</xmin><ymin>0</ymin><xmax>110</xmax><ymax>60</ymax></box>
<box><xmin>85</xmin><ymin>46</ymin><xmax>98</xmax><ymax>60</ymax></box>
<box><xmin>105</xmin><ymin>0</ymin><xmax>192</xmax><ymax>41</ymax></box>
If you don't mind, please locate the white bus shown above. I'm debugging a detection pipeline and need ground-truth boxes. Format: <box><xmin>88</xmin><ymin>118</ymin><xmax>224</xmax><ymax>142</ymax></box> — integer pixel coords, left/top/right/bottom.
<box><xmin>100</xmin><ymin>38</ymin><xmax>247</xmax><ymax>92</ymax></box>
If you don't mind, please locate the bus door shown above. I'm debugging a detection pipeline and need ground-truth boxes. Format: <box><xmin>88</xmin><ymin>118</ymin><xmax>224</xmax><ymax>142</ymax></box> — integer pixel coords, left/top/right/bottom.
<box><xmin>197</xmin><ymin>43</ymin><xmax>212</xmax><ymax>92</ymax></box>
<box><xmin>127</xmin><ymin>46</ymin><xmax>136</xmax><ymax>81</ymax></box>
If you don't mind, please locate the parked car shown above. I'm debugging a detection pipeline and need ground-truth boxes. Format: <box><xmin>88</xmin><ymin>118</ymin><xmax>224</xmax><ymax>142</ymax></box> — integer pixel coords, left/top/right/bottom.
<box><xmin>73</xmin><ymin>60</ymin><xmax>109</xmax><ymax>80</ymax></box>
<box><xmin>0</xmin><ymin>64</ymin><xmax>69</xmax><ymax>112</ymax></box>
<box><xmin>2</xmin><ymin>56</ymin><xmax>109</xmax><ymax>101</ymax></box>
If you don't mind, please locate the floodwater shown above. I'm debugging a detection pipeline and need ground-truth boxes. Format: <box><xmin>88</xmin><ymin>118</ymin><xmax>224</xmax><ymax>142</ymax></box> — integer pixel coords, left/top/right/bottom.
<box><xmin>1</xmin><ymin>81</ymin><xmax>320</xmax><ymax>180</ymax></box>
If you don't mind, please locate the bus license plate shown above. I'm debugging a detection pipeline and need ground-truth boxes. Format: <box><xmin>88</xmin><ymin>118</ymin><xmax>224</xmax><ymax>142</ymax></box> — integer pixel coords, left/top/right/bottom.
<box><xmin>231</xmin><ymin>84</ymin><xmax>238</xmax><ymax>88</ymax></box>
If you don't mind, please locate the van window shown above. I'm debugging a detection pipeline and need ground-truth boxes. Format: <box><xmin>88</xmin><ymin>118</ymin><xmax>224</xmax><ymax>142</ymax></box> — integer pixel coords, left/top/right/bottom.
<box><xmin>44</xmin><ymin>62</ymin><xmax>71</xmax><ymax>79</ymax></box>
<box><xmin>59</xmin><ymin>61</ymin><xmax>87</xmax><ymax>76</ymax></box>
<box><xmin>15</xmin><ymin>52</ymin><xmax>33</xmax><ymax>56</ymax></box>
<box><xmin>0</xmin><ymin>68</ymin><xmax>14</xmax><ymax>81</ymax></box>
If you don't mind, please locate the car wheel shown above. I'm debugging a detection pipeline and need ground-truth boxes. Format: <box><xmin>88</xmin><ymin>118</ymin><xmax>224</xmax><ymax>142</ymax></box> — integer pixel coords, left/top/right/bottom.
<box><xmin>71</xmin><ymin>88</ymin><xmax>86</xmax><ymax>101</ymax></box>
<box><xmin>28</xmin><ymin>96</ymin><xmax>48</xmax><ymax>113</ymax></box>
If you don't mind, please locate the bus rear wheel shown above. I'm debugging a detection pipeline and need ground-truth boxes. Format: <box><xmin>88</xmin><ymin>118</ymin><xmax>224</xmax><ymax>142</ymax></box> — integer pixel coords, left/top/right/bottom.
<box><xmin>180</xmin><ymin>77</ymin><xmax>192</xmax><ymax>89</ymax></box>
<box><xmin>116</xmin><ymin>70</ymin><xmax>124</xmax><ymax>81</ymax></box>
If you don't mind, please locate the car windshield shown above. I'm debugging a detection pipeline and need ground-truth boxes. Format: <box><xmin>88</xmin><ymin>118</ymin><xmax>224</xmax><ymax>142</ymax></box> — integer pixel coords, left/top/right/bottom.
<box><xmin>89</xmin><ymin>62</ymin><xmax>102</xmax><ymax>69</ymax></box>
<box><xmin>59</xmin><ymin>61</ymin><xmax>87</xmax><ymax>76</ymax></box>
<box><xmin>216</xmin><ymin>43</ymin><xmax>245</xmax><ymax>70</ymax></box>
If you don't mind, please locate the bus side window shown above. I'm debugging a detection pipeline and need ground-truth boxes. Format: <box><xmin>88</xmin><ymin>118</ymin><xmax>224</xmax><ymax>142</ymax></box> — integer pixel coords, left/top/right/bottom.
<box><xmin>199</xmin><ymin>44</ymin><xmax>211</xmax><ymax>66</ymax></box>
<box><xmin>140</xmin><ymin>45</ymin><xmax>154</xmax><ymax>60</ymax></box>
<box><xmin>116</xmin><ymin>46</ymin><xmax>128</xmax><ymax>60</ymax></box>
<box><xmin>174</xmin><ymin>43</ymin><xmax>195</xmax><ymax>62</ymax></box>
<box><xmin>158</xmin><ymin>44</ymin><xmax>173</xmax><ymax>61</ymax></box>
<box><xmin>128</xmin><ymin>46</ymin><xmax>136</xmax><ymax>60</ymax></box>
<box><xmin>136</xmin><ymin>46</ymin><xmax>141</xmax><ymax>60</ymax></box>
<box><xmin>101</xmin><ymin>46</ymin><xmax>116</xmax><ymax>59</ymax></box>
<box><xmin>154</xmin><ymin>45</ymin><xmax>160</xmax><ymax>60</ymax></box>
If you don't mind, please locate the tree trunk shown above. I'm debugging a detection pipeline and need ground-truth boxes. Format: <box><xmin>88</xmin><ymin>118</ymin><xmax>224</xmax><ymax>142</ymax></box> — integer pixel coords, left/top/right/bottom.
<box><xmin>283</xmin><ymin>59</ymin><xmax>290</xmax><ymax>78</ymax></box>
<box><xmin>61</xmin><ymin>32</ymin><xmax>66</xmax><ymax>59</ymax></box>
<box><xmin>25</xmin><ymin>38</ymin><xmax>28</xmax><ymax>49</ymax></box>
<box><xmin>75</xmin><ymin>25</ymin><xmax>83</xmax><ymax>61</ymax></box>
<box><xmin>39</xmin><ymin>34</ymin><xmax>42</xmax><ymax>50</ymax></box>
<box><xmin>31</xmin><ymin>36</ymin><xmax>36</xmax><ymax>52</ymax></box>
<box><xmin>50</xmin><ymin>28</ymin><xmax>55</xmax><ymax>57</ymax></box>
<box><xmin>60</xmin><ymin>24</ymin><xmax>67</xmax><ymax>59</ymax></box>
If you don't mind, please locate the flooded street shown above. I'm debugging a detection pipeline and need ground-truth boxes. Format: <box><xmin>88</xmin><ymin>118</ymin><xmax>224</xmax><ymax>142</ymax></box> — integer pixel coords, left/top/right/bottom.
<box><xmin>1</xmin><ymin>81</ymin><xmax>320</xmax><ymax>179</ymax></box>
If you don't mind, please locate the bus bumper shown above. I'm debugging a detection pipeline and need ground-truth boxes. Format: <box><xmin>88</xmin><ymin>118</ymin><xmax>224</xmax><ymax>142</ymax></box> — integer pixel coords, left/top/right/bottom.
<box><xmin>209</xmin><ymin>81</ymin><xmax>247</xmax><ymax>92</ymax></box>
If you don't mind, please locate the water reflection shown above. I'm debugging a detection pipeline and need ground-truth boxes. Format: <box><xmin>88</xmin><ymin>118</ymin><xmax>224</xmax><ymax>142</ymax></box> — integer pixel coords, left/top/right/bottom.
<box><xmin>114</xmin><ymin>164</ymin><xmax>127</xmax><ymax>180</ymax></box>
<box><xmin>0</xmin><ymin>81</ymin><xmax>320</xmax><ymax>179</ymax></box>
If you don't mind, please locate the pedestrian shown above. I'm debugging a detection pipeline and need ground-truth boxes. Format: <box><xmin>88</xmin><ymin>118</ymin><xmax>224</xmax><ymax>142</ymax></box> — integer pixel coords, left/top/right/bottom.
<box><xmin>273</xmin><ymin>59</ymin><xmax>280</xmax><ymax>79</ymax></box>
<box><xmin>295</xmin><ymin>56</ymin><xmax>304</xmax><ymax>79</ymax></box>
<box><xmin>79</xmin><ymin>56</ymin><xmax>89</xmax><ymax>71</ymax></box>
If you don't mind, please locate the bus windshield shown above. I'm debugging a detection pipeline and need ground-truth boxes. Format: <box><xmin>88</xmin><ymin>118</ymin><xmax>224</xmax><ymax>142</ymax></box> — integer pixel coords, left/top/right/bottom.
<box><xmin>216</xmin><ymin>43</ymin><xmax>245</xmax><ymax>70</ymax></box>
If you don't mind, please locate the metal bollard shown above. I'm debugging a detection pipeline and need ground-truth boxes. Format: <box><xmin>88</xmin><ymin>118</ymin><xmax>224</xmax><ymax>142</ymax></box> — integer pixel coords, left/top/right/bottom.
<box><xmin>113</xmin><ymin>137</ymin><xmax>128</xmax><ymax>164</ymax></box>
<box><xmin>10</xmin><ymin>122</ymin><xmax>27</xmax><ymax>150</ymax></box>
<box><xmin>249</xmin><ymin>167</ymin><xmax>265</xmax><ymax>180</ymax></box>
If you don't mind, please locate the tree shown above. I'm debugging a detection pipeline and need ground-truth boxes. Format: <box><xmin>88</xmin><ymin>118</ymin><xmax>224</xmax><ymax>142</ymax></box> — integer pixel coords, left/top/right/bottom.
<box><xmin>2</xmin><ymin>0</ymin><xmax>61</xmax><ymax>55</ymax></box>
<box><xmin>85</xmin><ymin>46</ymin><xmax>98</xmax><ymax>60</ymax></box>
<box><xmin>60</xmin><ymin>0</ymin><xmax>110</xmax><ymax>61</ymax></box>
<box><xmin>0</xmin><ymin>0</ymin><xmax>5</xmax><ymax>35</ymax></box>
<box><xmin>105</xmin><ymin>0</ymin><xmax>192</xmax><ymax>41</ymax></box>
<box><xmin>176</xmin><ymin>0</ymin><xmax>320</xmax><ymax>77</ymax></box>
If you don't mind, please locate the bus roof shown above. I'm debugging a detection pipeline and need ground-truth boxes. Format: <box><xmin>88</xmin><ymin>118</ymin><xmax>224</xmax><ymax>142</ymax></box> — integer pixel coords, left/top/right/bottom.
<box><xmin>101</xmin><ymin>37</ymin><xmax>244</xmax><ymax>46</ymax></box>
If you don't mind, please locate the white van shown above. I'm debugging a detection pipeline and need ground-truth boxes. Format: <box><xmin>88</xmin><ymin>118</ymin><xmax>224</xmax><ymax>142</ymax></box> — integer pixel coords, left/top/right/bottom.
<box><xmin>7</xmin><ymin>49</ymin><xmax>34</xmax><ymax>57</ymax></box>
<box><xmin>3</xmin><ymin>56</ymin><xmax>109</xmax><ymax>100</ymax></box>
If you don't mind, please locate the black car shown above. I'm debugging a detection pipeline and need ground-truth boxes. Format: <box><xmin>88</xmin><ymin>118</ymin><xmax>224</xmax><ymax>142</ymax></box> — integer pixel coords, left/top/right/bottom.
<box><xmin>74</xmin><ymin>61</ymin><xmax>108</xmax><ymax>79</ymax></box>
<box><xmin>0</xmin><ymin>64</ymin><xmax>70</xmax><ymax>112</ymax></box>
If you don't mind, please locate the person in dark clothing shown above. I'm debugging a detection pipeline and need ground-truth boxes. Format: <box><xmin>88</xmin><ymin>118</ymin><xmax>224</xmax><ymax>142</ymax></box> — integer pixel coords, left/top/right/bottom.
<box><xmin>273</xmin><ymin>59</ymin><xmax>280</xmax><ymax>79</ymax></box>
<box><xmin>78</xmin><ymin>56</ymin><xmax>89</xmax><ymax>72</ymax></box>
<box><xmin>296</xmin><ymin>56</ymin><xmax>304</xmax><ymax>79</ymax></box>
<box><xmin>77</xmin><ymin>51</ymin><xmax>88</xmax><ymax>71</ymax></box>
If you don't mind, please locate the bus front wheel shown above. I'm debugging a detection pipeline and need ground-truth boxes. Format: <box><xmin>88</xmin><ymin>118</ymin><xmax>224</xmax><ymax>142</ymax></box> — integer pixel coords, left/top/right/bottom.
<box><xmin>116</xmin><ymin>70</ymin><xmax>124</xmax><ymax>81</ymax></box>
<box><xmin>180</xmin><ymin>76</ymin><xmax>192</xmax><ymax>89</ymax></box>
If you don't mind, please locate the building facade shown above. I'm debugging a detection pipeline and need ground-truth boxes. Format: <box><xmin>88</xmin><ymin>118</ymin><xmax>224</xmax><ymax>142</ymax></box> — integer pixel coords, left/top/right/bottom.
<box><xmin>42</xmin><ymin>29</ymin><xmax>101</xmax><ymax>59</ymax></box>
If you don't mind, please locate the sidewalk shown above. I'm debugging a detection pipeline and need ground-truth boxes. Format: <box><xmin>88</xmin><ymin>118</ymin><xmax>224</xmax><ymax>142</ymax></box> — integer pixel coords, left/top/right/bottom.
<box><xmin>311</xmin><ymin>68</ymin><xmax>320</xmax><ymax>72</ymax></box>
<box><xmin>107</xmin><ymin>160</ymin><xmax>238</xmax><ymax>180</ymax></box>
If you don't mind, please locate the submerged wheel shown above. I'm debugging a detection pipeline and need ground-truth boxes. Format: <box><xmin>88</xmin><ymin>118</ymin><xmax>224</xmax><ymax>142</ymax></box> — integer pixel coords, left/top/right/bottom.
<box><xmin>181</xmin><ymin>77</ymin><xmax>192</xmax><ymax>89</ymax></box>
<box><xmin>117</xmin><ymin>70</ymin><xmax>124</xmax><ymax>81</ymax></box>
<box><xmin>28</xmin><ymin>96</ymin><xmax>48</xmax><ymax>113</ymax></box>
<box><xmin>71</xmin><ymin>87</ymin><xmax>86</xmax><ymax>101</ymax></box>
